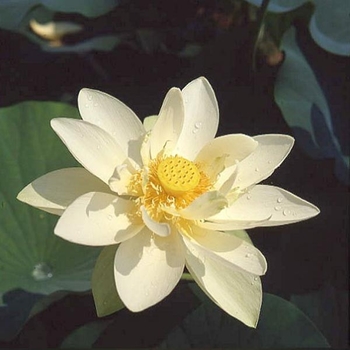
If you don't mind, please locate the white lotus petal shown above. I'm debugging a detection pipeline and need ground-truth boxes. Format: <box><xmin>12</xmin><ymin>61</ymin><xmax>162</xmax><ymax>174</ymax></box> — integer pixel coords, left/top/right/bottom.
<box><xmin>200</xmin><ymin>155</ymin><xmax>227</xmax><ymax>183</ymax></box>
<box><xmin>55</xmin><ymin>192</ymin><xmax>143</xmax><ymax>246</ymax></box>
<box><xmin>141</xmin><ymin>206</ymin><xmax>171</xmax><ymax>237</ymax></box>
<box><xmin>115</xmin><ymin>228</ymin><xmax>185</xmax><ymax>311</ymax></box>
<box><xmin>183</xmin><ymin>228</ymin><xmax>267</xmax><ymax>275</ymax></box>
<box><xmin>108</xmin><ymin>158</ymin><xmax>136</xmax><ymax>195</ymax></box>
<box><xmin>78</xmin><ymin>88</ymin><xmax>145</xmax><ymax>165</ymax></box>
<box><xmin>217</xmin><ymin>162</ymin><xmax>239</xmax><ymax>196</ymax></box>
<box><xmin>17</xmin><ymin>168</ymin><xmax>110</xmax><ymax>216</ymax></box>
<box><xmin>174</xmin><ymin>77</ymin><xmax>219</xmax><ymax>159</ymax></box>
<box><xmin>196</xmin><ymin>134</ymin><xmax>258</xmax><ymax>167</ymax></box>
<box><xmin>185</xmin><ymin>239</ymin><xmax>262</xmax><ymax>328</ymax></box>
<box><xmin>51</xmin><ymin>118</ymin><xmax>127</xmax><ymax>184</ymax></box>
<box><xmin>207</xmin><ymin>185</ymin><xmax>320</xmax><ymax>228</ymax></box>
<box><xmin>198</xmin><ymin>219</ymin><xmax>271</xmax><ymax>231</ymax></box>
<box><xmin>150</xmin><ymin>88</ymin><xmax>184</xmax><ymax>158</ymax></box>
<box><xmin>179</xmin><ymin>191</ymin><xmax>228</xmax><ymax>220</ymax></box>
<box><xmin>143</xmin><ymin>115</ymin><xmax>158</xmax><ymax>132</ymax></box>
<box><xmin>233</xmin><ymin>134</ymin><xmax>294</xmax><ymax>190</ymax></box>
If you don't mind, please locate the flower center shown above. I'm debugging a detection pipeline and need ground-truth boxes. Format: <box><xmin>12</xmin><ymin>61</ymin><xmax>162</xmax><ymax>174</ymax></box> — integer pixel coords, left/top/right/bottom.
<box><xmin>157</xmin><ymin>156</ymin><xmax>201</xmax><ymax>196</ymax></box>
<box><xmin>127</xmin><ymin>155</ymin><xmax>212</xmax><ymax>222</ymax></box>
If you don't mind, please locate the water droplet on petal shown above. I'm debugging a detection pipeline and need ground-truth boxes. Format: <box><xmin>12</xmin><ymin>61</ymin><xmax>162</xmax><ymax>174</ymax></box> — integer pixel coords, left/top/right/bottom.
<box><xmin>107</xmin><ymin>214</ymin><xmax>113</xmax><ymax>220</ymax></box>
<box><xmin>192</xmin><ymin>128</ymin><xmax>199</xmax><ymax>134</ymax></box>
<box><xmin>32</xmin><ymin>263</ymin><xmax>53</xmax><ymax>281</ymax></box>
<box><xmin>277</xmin><ymin>197</ymin><xmax>283</xmax><ymax>203</ymax></box>
<box><xmin>245</xmin><ymin>253</ymin><xmax>251</xmax><ymax>258</ymax></box>
<box><xmin>194</xmin><ymin>121</ymin><xmax>202</xmax><ymax>129</ymax></box>
<box><xmin>84</xmin><ymin>104</ymin><xmax>89</xmax><ymax>108</ymax></box>
<box><xmin>274</xmin><ymin>206</ymin><xmax>281</xmax><ymax>211</ymax></box>
<box><xmin>268</xmin><ymin>160</ymin><xmax>272</xmax><ymax>164</ymax></box>
<box><xmin>283</xmin><ymin>209</ymin><xmax>290</xmax><ymax>216</ymax></box>
<box><xmin>254</xmin><ymin>277</ymin><xmax>258</xmax><ymax>281</ymax></box>
<box><xmin>255</xmin><ymin>167</ymin><xmax>259</xmax><ymax>172</ymax></box>
<box><xmin>88</xmin><ymin>95</ymin><xmax>93</xmax><ymax>101</ymax></box>
<box><xmin>246</xmin><ymin>195</ymin><xmax>251</xmax><ymax>200</ymax></box>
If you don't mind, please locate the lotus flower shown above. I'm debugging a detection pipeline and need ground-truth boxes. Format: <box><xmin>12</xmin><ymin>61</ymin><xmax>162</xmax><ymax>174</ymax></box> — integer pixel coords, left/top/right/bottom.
<box><xmin>18</xmin><ymin>77</ymin><xmax>319</xmax><ymax>327</ymax></box>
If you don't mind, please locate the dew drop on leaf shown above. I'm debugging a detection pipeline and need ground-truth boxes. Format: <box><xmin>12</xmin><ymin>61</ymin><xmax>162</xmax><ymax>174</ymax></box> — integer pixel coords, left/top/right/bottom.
<box><xmin>32</xmin><ymin>262</ymin><xmax>53</xmax><ymax>281</ymax></box>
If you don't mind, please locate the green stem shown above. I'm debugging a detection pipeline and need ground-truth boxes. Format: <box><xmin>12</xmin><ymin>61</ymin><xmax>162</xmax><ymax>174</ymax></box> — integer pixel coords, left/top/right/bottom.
<box><xmin>252</xmin><ymin>0</ymin><xmax>271</xmax><ymax>71</ymax></box>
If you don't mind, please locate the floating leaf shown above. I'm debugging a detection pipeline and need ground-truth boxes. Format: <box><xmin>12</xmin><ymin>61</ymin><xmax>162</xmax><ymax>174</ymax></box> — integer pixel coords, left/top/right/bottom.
<box><xmin>28</xmin><ymin>290</ymin><xmax>71</xmax><ymax>319</ymax></box>
<box><xmin>92</xmin><ymin>245</ymin><xmax>124</xmax><ymax>317</ymax></box>
<box><xmin>0</xmin><ymin>289</ymin><xmax>43</xmax><ymax>341</ymax></box>
<box><xmin>0</xmin><ymin>101</ymin><xmax>101</xmax><ymax>296</ymax></box>
<box><xmin>0</xmin><ymin>0</ymin><xmax>38</xmax><ymax>30</ymax></box>
<box><xmin>41</xmin><ymin>35</ymin><xmax>123</xmax><ymax>53</ymax></box>
<box><xmin>309</xmin><ymin>0</ymin><xmax>350</xmax><ymax>56</ymax></box>
<box><xmin>243</xmin><ymin>0</ymin><xmax>306</xmax><ymax>13</ymax></box>
<box><xmin>42</xmin><ymin>0</ymin><xmax>119</xmax><ymax>18</ymax></box>
<box><xmin>291</xmin><ymin>284</ymin><xmax>349</xmax><ymax>348</ymax></box>
<box><xmin>244</xmin><ymin>0</ymin><xmax>350</xmax><ymax>55</ymax></box>
<box><xmin>60</xmin><ymin>319</ymin><xmax>114</xmax><ymax>348</ymax></box>
<box><xmin>160</xmin><ymin>287</ymin><xmax>330</xmax><ymax>348</ymax></box>
<box><xmin>0</xmin><ymin>0</ymin><xmax>118</xmax><ymax>30</ymax></box>
<box><xmin>274</xmin><ymin>27</ymin><xmax>348</xmax><ymax>184</ymax></box>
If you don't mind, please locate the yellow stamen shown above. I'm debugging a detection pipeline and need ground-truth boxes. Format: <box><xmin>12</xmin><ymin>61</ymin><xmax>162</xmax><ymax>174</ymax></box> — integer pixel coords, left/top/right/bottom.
<box><xmin>157</xmin><ymin>156</ymin><xmax>201</xmax><ymax>196</ymax></box>
<box><xmin>127</xmin><ymin>155</ymin><xmax>212</xmax><ymax>222</ymax></box>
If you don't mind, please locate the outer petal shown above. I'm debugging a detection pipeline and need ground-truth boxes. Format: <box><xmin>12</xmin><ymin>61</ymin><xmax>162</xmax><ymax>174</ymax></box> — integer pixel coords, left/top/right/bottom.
<box><xmin>183</xmin><ymin>228</ymin><xmax>267</xmax><ymax>276</ymax></box>
<box><xmin>185</xmin><ymin>239</ymin><xmax>262</xmax><ymax>328</ymax></box>
<box><xmin>232</xmin><ymin>134</ymin><xmax>294</xmax><ymax>190</ymax></box>
<box><xmin>174</xmin><ymin>77</ymin><xmax>219</xmax><ymax>159</ymax></box>
<box><xmin>205</xmin><ymin>185</ymin><xmax>320</xmax><ymax>230</ymax></box>
<box><xmin>115</xmin><ymin>228</ymin><xmax>185</xmax><ymax>312</ymax></box>
<box><xmin>195</xmin><ymin>134</ymin><xmax>258</xmax><ymax>168</ymax></box>
<box><xmin>17</xmin><ymin>168</ymin><xmax>110</xmax><ymax>216</ymax></box>
<box><xmin>150</xmin><ymin>88</ymin><xmax>184</xmax><ymax>158</ymax></box>
<box><xmin>55</xmin><ymin>192</ymin><xmax>143</xmax><ymax>246</ymax></box>
<box><xmin>51</xmin><ymin>118</ymin><xmax>127</xmax><ymax>184</ymax></box>
<box><xmin>78</xmin><ymin>88</ymin><xmax>145</xmax><ymax>165</ymax></box>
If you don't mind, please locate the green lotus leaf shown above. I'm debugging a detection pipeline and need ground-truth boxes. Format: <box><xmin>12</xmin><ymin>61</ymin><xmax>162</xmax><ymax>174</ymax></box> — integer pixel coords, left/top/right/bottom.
<box><xmin>0</xmin><ymin>101</ymin><xmax>101</xmax><ymax>296</ymax></box>
<box><xmin>160</xmin><ymin>286</ymin><xmax>330</xmax><ymax>348</ymax></box>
